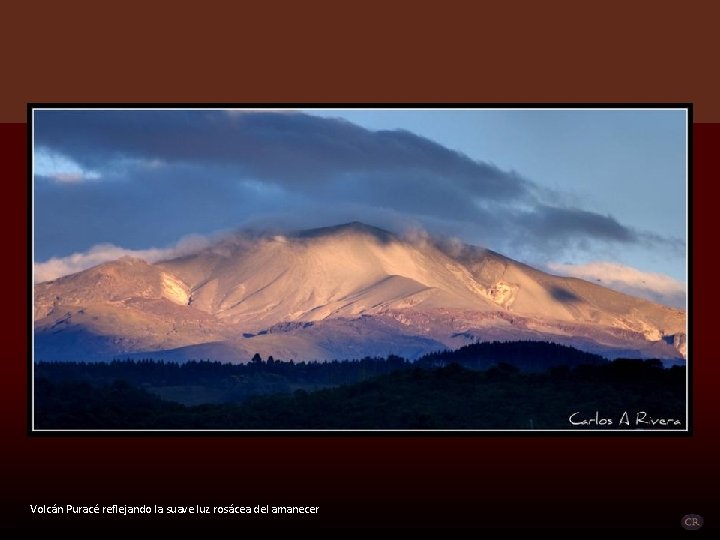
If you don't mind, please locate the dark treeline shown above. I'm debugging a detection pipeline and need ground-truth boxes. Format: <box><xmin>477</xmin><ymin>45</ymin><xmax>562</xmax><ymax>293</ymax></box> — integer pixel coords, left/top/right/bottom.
<box><xmin>34</xmin><ymin>341</ymin><xmax>652</xmax><ymax>406</ymax></box>
<box><xmin>35</xmin><ymin>354</ymin><xmax>410</xmax><ymax>403</ymax></box>
<box><xmin>416</xmin><ymin>341</ymin><xmax>606</xmax><ymax>371</ymax></box>
<box><xmin>36</xmin><ymin>354</ymin><xmax>410</xmax><ymax>386</ymax></box>
<box><xmin>35</xmin><ymin>360</ymin><xmax>685</xmax><ymax>430</ymax></box>
<box><xmin>36</xmin><ymin>341</ymin><xmax>606</xmax><ymax>390</ymax></box>
<box><xmin>34</xmin><ymin>341</ymin><xmax>686</xmax><ymax>429</ymax></box>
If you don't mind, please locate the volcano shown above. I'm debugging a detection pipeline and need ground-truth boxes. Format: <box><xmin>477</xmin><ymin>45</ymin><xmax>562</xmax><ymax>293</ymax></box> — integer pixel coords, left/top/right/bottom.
<box><xmin>34</xmin><ymin>223</ymin><xmax>686</xmax><ymax>363</ymax></box>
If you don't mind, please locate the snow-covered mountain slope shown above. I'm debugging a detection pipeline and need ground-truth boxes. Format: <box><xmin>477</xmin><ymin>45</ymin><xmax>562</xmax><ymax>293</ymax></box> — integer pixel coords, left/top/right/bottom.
<box><xmin>34</xmin><ymin>223</ymin><xmax>686</xmax><ymax>362</ymax></box>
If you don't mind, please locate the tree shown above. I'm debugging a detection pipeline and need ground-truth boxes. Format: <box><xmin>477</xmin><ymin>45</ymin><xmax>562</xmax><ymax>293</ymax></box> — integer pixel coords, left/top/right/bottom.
<box><xmin>251</xmin><ymin>353</ymin><xmax>263</xmax><ymax>365</ymax></box>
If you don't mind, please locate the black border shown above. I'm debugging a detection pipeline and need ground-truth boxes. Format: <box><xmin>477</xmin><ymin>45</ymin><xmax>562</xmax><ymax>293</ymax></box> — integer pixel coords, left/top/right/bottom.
<box><xmin>27</xmin><ymin>103</ymin><xmax>694</xmax><ymax>437</ymax></box>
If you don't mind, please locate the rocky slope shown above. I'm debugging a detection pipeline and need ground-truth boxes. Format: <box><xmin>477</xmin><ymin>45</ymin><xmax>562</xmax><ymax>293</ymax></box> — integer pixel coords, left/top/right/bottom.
<box><xmin>34</xmin><ymin>223</ymin><xmax>686</xmax><ymax>362</ymax></box>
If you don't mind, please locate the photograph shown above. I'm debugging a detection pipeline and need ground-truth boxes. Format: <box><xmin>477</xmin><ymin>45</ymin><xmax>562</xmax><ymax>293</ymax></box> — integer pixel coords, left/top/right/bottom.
<box><xmin>31</xmin><ymin>106</ymin><xmax>689</xmax><ymax>431</ymax></box>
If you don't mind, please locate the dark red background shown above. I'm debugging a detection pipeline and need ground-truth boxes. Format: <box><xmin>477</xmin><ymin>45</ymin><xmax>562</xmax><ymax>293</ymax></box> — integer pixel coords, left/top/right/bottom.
<box><xmin>0</xmin><ymin>121</ymin><xmax>715</xmax><ymax>530</ymax></box>
<box><xmin>3</xmin><ymin>2</ymin><xmax>720</xmax><ymax>123</ymax></box>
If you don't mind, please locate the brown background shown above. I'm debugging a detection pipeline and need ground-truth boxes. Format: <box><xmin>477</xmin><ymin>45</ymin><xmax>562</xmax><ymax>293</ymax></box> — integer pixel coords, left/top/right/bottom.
<box><xmin>2</xmin><ymin>1</ymin><xmax>720</xmax><ymax>122</ymax></box>
<box><xmin>2</xmin><ymin>1</ymin><xmax>717</xmax><ymax>531</ymax></box>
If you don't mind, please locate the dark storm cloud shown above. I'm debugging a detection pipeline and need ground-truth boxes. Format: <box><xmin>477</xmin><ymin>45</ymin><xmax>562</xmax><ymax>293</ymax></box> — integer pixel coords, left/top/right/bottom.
<box><xmin>34</xmin><ymin>110</ymin><xmax>527</xmax><ymax>200</ymax></box>
<box><xmin>33</xmin><ymin>110</ymin><xmax>652</xmax><ymax>261</ymax></box>
<box><xmin>518</xmin><ymin>206</ymin><xmax>637</xmax><ymax>243</ymax></box>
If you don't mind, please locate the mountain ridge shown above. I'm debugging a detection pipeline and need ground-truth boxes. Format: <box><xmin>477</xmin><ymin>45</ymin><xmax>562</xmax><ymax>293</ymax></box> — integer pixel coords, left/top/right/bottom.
<box><xmin>34</xmin><ymin>222</ymin><xmax>686</xmax><ymax>362</ymax></box>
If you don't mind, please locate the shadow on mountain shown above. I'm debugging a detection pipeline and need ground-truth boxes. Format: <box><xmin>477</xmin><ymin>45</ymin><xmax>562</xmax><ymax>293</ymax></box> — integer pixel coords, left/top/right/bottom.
<box><xmin>34</xmin><ymin>327</ymin><xmax>124</xmax><ymax>362</ymax></box>
<box><xmin>548</xmin><ymin>285</ymin><xmax>581</xmax><ymax>303</ymax></box>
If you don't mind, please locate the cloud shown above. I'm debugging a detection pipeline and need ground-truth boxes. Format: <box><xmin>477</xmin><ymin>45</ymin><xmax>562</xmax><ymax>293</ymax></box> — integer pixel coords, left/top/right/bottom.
<box><xmin>33</xmin><ymin>111</ymin><xmax>530</xmax><ymax>199</ymax></box>
<box><xmin>51</xmin><ymin>172</ymin><xmax>86</xmax><ymax>183</ymax></box>
<box><xmin>34</xmin><ymin>234</ymin><xmax>213</xmax><ymax>283</ymax></box>
<box><xmin>518</xmin><ymin>206</ymin><xmax>636</xmax><ymax>243</ymax></box>
<box><xmin>34</xmin><ymin>146</ymin><xmax>101</xmax><ymax>182</ymax></box>
<box><xmin>32</xmin><ymin>110</ymin><xmax>671</xmax><ymax>264</ymax></box>
<box><xmin>547</xmin><ymin>261</ymin><xmax>686</xmax><ymax>308</ymax></box>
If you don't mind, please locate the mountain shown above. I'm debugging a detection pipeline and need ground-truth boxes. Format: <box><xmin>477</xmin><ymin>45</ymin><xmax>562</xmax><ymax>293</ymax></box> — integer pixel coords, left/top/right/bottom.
<box><xmin>34</xmin><ymin>222</ymin><xmax>686</xmax><ymax>362</ymax></box>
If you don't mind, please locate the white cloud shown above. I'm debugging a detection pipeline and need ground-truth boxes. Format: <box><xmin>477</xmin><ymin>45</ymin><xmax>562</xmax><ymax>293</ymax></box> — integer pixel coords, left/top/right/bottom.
<box><xmin>547</xmin><ymin>261</ymin><xmax>686</xmax><ymax>308</ymax></box>
<box><xmin>51</xmin><ymin>172</ymin><xmax>86</xmax><ymax>183</ymax></box>
<box><xmin>34</xmin><ymin>234</ymin><xmax>212</xmax><ymax>283</ymax></box>
<box><xmin>34</xmin><ymin>146</ymin><xmax>101</xmax><ymax>182</ymax></box>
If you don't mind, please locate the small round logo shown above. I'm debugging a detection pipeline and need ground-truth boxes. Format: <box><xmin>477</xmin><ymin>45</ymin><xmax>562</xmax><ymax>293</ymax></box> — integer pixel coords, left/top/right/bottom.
<box><xmin>681</xmin><ymin>514</ymin><xmax>704</xmax><ymax>530</ymax></box>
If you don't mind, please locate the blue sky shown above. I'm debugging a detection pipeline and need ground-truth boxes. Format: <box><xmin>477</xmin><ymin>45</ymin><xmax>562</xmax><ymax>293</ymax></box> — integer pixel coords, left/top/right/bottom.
<box><xmin>33</xmin><ymin>108</ymin><xmax>687</xmax><ymax>306</ymax></box>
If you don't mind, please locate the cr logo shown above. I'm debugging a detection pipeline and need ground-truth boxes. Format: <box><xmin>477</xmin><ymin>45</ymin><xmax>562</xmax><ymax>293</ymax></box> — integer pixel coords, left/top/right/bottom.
<box><xmin>681</xmin><ymin>514</ymin><xmax>703</xmax><ymax>530</ymax></box>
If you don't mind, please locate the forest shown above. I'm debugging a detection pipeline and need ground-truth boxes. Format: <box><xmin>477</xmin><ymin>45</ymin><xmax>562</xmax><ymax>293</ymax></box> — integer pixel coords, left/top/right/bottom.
<box><xmin>33</xmin><ymin>341</ymin><xmax>686</xmax><ymax>430</ymax></box>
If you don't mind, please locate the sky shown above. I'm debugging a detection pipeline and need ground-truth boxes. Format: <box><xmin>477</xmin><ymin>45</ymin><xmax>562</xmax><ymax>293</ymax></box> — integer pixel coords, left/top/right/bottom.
<box><xmin>32</xmin><ymin>108</ymin><xmax>687</xmax><ymax>307</ymax></box>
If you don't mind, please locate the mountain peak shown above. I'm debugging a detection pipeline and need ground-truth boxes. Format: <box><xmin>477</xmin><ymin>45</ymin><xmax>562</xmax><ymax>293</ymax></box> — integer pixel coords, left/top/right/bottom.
<box><xmin>294</xmin><ymin>222</ymin><xmax>396</xmax><ymax>243</ymax></box>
